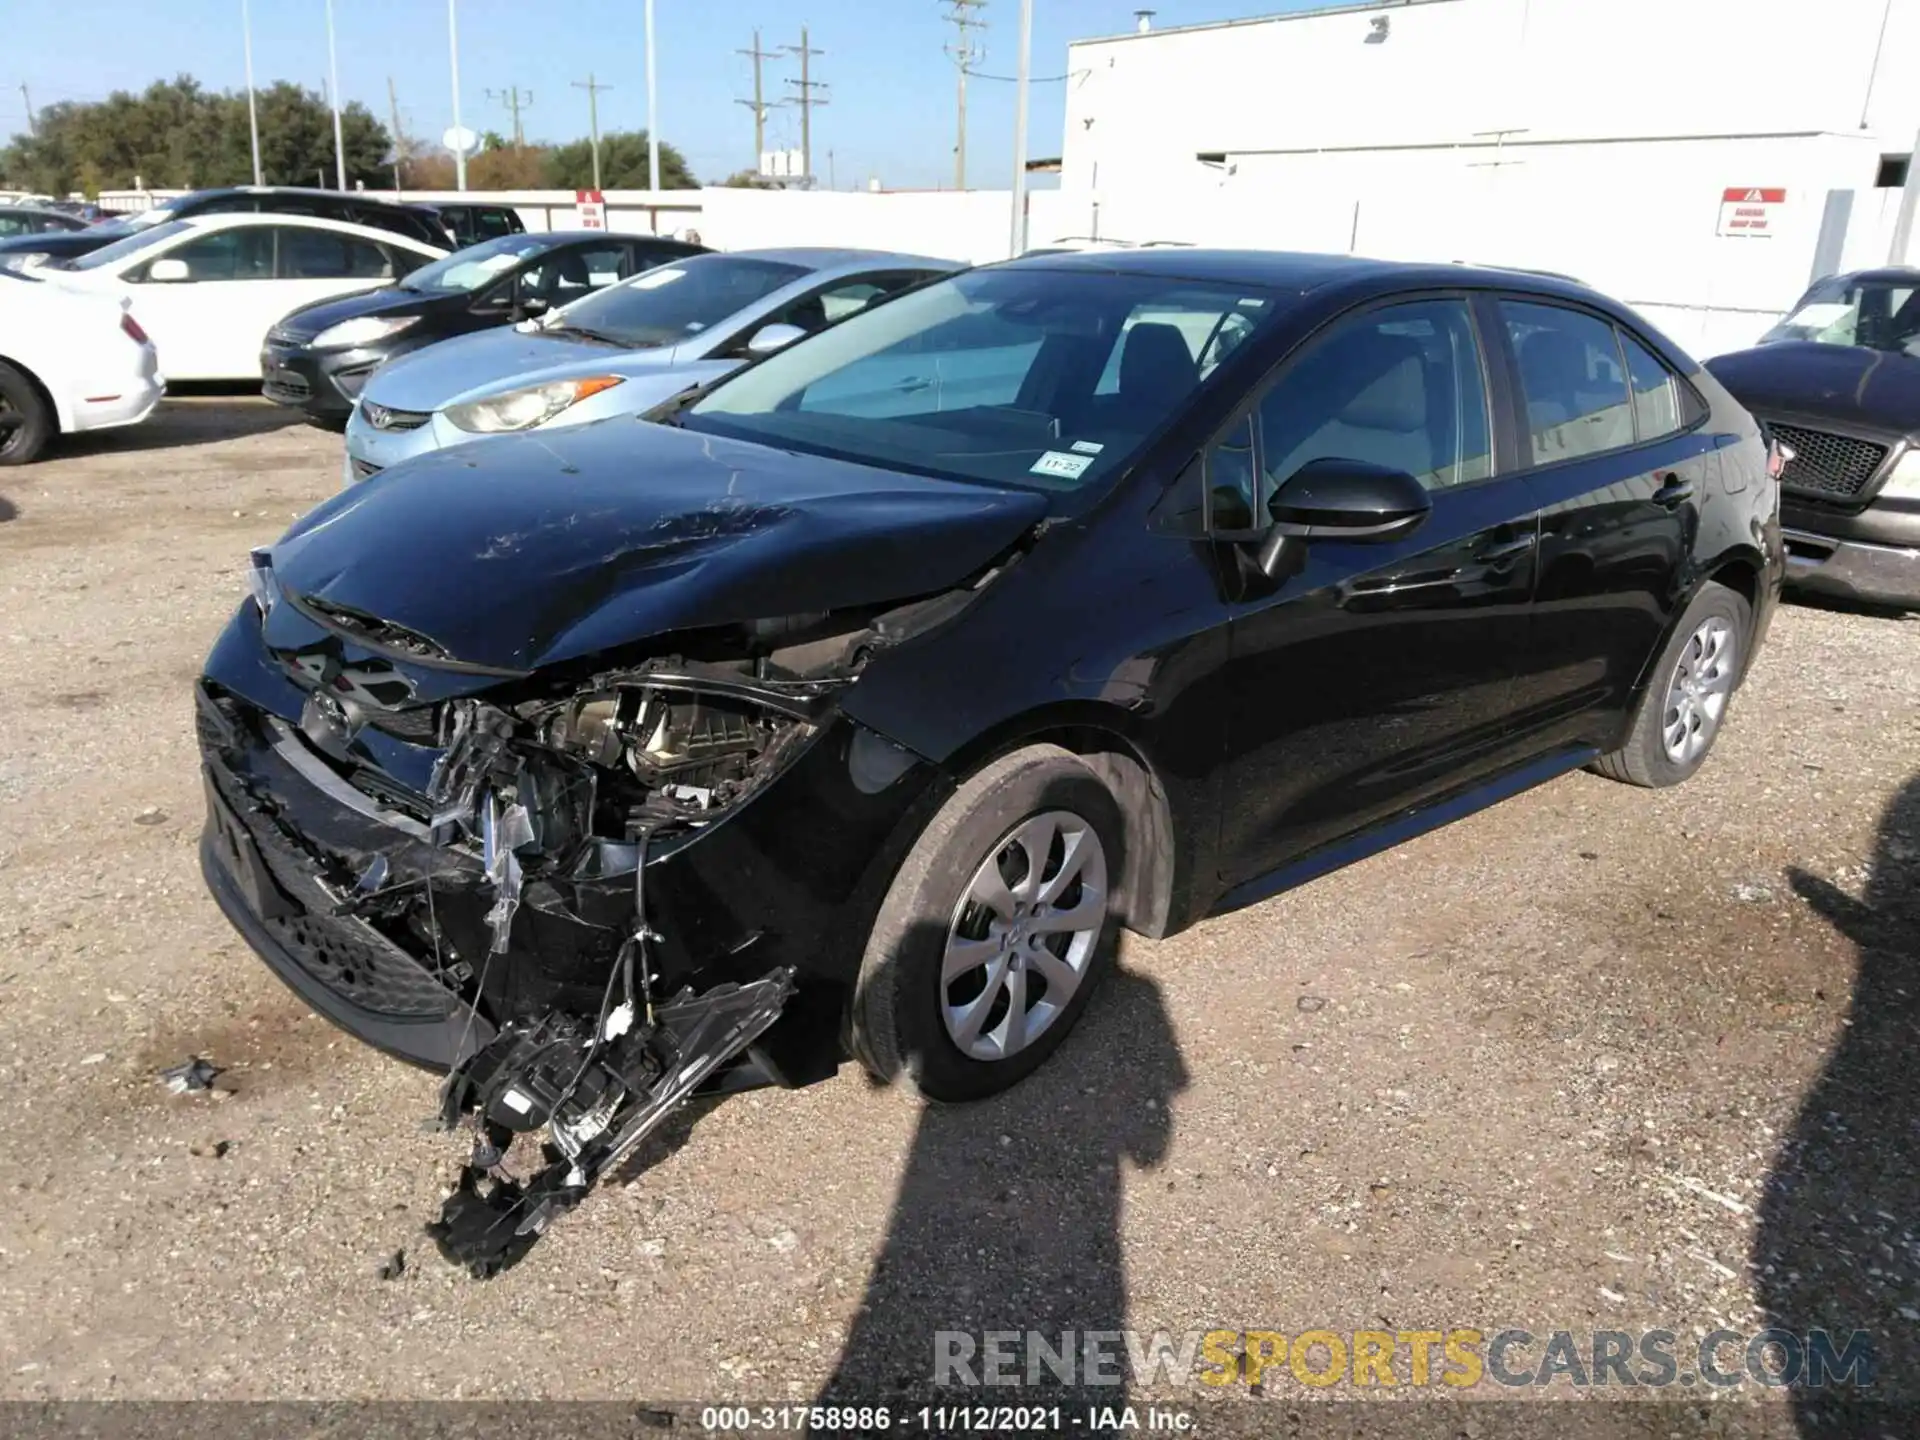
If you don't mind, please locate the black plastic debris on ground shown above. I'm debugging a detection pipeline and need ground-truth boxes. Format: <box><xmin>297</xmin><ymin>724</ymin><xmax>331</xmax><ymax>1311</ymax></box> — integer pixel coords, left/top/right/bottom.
<box><xmin>160</xmin><ymin>1057</ymin><xmax>223</xmax><ymax>1094</ymax></box>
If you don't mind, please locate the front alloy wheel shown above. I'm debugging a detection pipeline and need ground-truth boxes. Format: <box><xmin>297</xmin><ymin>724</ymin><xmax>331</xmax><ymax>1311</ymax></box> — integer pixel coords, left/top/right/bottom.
<box><xmin>941</xmin><ymin>810</ymin><xmax>1108</xmax><ymax>1062</ymax></box>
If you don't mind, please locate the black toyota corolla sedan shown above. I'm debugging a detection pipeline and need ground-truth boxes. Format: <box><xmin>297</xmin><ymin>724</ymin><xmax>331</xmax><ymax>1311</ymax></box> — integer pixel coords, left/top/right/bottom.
<box><xmin>1706</xmin><ymin>268</ymin><xmax>1920</xmax><ymax>610</ymax></box>
<box><xmin>262</xmin><ymin>230</ymin><xmax>708</xmax><ymax>423</ymax></box>
<box><xmin>197</xmin><ymin>250</ymin><xmax>1782</xmax><ymax>1270</ymax></box>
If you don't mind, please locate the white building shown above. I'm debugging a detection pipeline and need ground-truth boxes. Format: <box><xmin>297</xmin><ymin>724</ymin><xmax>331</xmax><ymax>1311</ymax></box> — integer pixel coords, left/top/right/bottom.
<box><xmin>1052</xmin><ymin>0</ymin><xmax>1920</xmax><ymax>355</ymax></box>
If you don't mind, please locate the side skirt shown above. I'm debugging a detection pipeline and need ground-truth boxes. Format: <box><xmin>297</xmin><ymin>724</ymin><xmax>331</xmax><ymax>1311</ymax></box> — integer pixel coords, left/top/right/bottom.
<box><xmin>1212</xmin><ymin>744</ymin><xmax>1602</xmax><ymax>918</ymax></box>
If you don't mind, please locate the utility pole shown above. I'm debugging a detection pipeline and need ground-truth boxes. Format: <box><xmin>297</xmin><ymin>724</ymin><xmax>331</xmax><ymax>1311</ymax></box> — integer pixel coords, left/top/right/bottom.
<box><xmin>782</xmin><ymin>26</ymin><xmax>828</xmax><ymax>188</ymax></box>
<box><xmin>18</xmin><ymin>83</ymin><xmax>33</xmax><ymax>138</ymax></box>
<box><xmin>387</xmin><ymin>77</ymin><xmax>405</xmax><ymax>193</ymax></box>
<box><xmin>571</xmin><ymin>73</ymin><xmax>612</xmax><ymax>190</ymax></box>
<box><xmin>448</xmin><ymin>0</ymin><xmax>467</xmax><ymax>191</ymax></box>
<box><xmin>736</xmin><ymin>28</ymin><xmax>776</xmax><ymax>173</ymax></box>
<box><xmin>242</xmin><ymin>0</ymin><xmax>263</xmax><ymax>184</ymax></box>
<box><xmin>1008</xmin><ymin>0</ymin><xmax>1031</xmax><ymax>255</ymax></box>
<box><xmin>943</xmin><ymin>0</ymin><xmax>987</xmax><ymax>190</ymax></box>
<box><xmin>325</xmin><ymin>0</ymin><xmax>347</xmax><ymax>189</ymax></box>
<box><xmin>487</xmin><ymin>85</ymin><xmax>532</xmax><ymax>145</ymax></box>
<box><xmin>645</xmin><ymin>0</ymin><xmax>661</xmax><ymax>191</ymax></box>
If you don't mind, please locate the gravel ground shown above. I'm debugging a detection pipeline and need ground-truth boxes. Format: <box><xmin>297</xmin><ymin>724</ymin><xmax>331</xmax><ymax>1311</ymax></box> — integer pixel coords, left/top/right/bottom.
<box><xmin>0</xmin><ymin>398</ymin><xmax>1916</xmax><ymax>1426</ymax></box>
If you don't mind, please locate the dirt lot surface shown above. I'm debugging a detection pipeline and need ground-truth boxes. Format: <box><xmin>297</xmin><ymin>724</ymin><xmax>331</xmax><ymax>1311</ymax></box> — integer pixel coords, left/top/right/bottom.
<box><xmin>1</xmin><ymin>398</ymin><xmax>1916</xmax><ymax>1428</ymax></box>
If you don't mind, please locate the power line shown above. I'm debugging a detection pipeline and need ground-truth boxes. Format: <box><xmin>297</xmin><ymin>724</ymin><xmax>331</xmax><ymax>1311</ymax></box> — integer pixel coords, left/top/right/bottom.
<box><xmin>942</xmin><ymin>1</ymin><xmax>988</xmax><ymax>190</ymax></box>
<box><xmin>782</xmin><ymin>27</ymin><xmax>827</xmax><ymax>188</ymax></box>
<box><xmin>736</xmin><ymin>29</ymin><xmax>777</xmax><ymax>174</ymax></box>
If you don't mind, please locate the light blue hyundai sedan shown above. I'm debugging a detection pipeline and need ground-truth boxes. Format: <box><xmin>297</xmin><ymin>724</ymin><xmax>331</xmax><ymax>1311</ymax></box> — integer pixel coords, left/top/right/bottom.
<box><xmin>341</xmin><ymin>247</ymin><xmax>961</xmax><ymax>483</ymax></box>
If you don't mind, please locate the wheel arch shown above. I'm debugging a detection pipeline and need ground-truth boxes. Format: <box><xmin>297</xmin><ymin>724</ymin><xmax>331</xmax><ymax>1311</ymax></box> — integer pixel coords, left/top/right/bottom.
<box><xmin>0</xmin><ymin>351</ymin><xmax>66</xmax><ymax>435</ymax></box>
<box><xmin>1623</xmin><ymin>548</ymin><xmax>1767</xmax><ymax>723</ymax></box>
<box><xmin>941</xmin><ymin>705</ymin><xmax>1180</xmax><ymax>942</ymax></box>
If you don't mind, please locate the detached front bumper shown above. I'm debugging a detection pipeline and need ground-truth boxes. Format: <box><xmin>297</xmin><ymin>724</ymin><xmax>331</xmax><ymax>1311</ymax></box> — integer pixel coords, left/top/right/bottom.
<box><xmin>194</xmin><ymin>601</ymin><xmax>948</xmax><ymax>1077</ymax></box>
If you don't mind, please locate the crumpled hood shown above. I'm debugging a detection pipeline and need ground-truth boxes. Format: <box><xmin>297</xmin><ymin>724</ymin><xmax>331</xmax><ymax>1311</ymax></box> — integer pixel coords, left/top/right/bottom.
<box><xmin>360</xmin><ymin>322</ymin><xmax>683</xmax><ymax>412</ymax></box>
<box><xmin>266</xmin><ymin>416</ymin><xmax>1049</xmax><ymax>673</ymax></box>
<box><xmin>1707</xmin><ymin>342</ymin><xmax>1920</xmax><ymax>440</ymax></box>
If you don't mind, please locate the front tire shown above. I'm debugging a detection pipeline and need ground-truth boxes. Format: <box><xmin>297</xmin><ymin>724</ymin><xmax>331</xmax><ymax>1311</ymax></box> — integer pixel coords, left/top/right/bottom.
<box><xmin>0</xmin><ymin>361</ymin><xmax>53</xmax><ymax>466</ymax></box>
<box><xmin>1592</xmin><ymin>581</ymin><xmax>1751</xmax><ymax>788</ymax></box>
<box><xmin>851</xmin><ymin>745</ymin><xmax>1124</xmax><ymax>1102</ymax></box>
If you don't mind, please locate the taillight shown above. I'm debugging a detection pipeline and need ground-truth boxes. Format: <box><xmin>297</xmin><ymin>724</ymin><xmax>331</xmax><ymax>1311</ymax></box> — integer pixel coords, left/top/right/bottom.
<box><xmin>121</xmin><ymin>311</ymin><xmax>150</xmax><ymax>345</ymax></box>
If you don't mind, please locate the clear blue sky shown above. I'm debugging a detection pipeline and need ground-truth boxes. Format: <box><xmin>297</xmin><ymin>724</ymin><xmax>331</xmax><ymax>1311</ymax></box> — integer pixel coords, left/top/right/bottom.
<box><xmin>3</xmin><ymin>0</ymin><xmax>1321</xmax><ymax>189</ymax></box>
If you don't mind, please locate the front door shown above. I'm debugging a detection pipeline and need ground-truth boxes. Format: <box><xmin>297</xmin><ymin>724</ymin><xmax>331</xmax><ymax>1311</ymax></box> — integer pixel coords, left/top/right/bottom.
<box><xmin>123</xmin><ymin>225</ymin><xmax>278</xmax><ymax>380</ymax></box>
<box><xmin>1217</xmin><ymin>295</ymin><xmax>1542</xmax><ymax>886</ymax></box>
<box><xmin>1493</xmin><ymin>299</ymin><xmax>1705</xmax><ymax>748</ymax></box>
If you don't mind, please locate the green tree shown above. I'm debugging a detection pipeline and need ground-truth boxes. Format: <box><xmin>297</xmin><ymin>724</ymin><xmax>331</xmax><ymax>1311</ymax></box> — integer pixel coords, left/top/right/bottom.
<box><xmin>0</xmin><ymin>75</ymin><xmax>391</xmax><ymax>194</ymax></box>
<box><xmin>544</xmin><ymin>131</ymin><xmax>696</xmax><ymax>190</ymax></box>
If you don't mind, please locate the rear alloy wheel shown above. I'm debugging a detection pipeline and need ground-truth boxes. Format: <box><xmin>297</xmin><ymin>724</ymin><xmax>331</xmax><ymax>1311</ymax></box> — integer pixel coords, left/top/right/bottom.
<box><xmin>1592</xmin><ymin>581</ymin><xmax>1751</xmax><ymax>788</ymax></box>
<box><xmin>0</xmin><ymin>361</ymin><xmax>53</xmax><ymax>466</ymax></box>
<box><xmin>852</xmin><ymin>745</ymin><xmax>1123</xmax><ymax>1102</ymax></box>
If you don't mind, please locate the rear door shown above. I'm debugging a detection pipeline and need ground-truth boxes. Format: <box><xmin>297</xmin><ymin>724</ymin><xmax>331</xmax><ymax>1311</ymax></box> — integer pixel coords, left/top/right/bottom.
<box><xmin>255</xmin><ymin>225</ymin><xmax>406</xmax><ymax>375</ymax></box>
<box><xmin>1492</xmin><ymin>297</ymin><xmax>1711</xmax><ymax>747</ymax></box>
<box><xmin>1216</xmin><ymin>294</ymin><xmax>1543</xmax><ymax>884</ymax></box>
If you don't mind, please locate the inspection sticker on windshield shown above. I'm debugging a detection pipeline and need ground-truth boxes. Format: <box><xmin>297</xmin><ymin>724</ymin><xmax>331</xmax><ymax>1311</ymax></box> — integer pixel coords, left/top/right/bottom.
<box><xmin>1031</xmin><ymin>449</ymin><xmax>1095</xmax><ymax>480</ymax></box>
<box><xmin>1070</xmin><ymin>440</ymin><xmax>1104</xmax><ymax>455</ymax></box>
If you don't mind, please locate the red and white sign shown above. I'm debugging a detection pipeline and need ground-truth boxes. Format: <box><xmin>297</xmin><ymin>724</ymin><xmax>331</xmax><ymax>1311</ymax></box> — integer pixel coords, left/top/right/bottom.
<box><xmin>1717</xmin><ymin>187</ymin><xmax>1785</xmax><ymax>238</ymax></box>
<box><xmin>575</xmin><ymin>189</ymin><xmax>607</xmax><ymax>230</ymax></box>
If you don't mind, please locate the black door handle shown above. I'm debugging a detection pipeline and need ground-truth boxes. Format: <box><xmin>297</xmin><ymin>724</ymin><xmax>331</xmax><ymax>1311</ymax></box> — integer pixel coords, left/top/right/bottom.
<box><xmin>1473</xmin><ymin>534</ymin><xmax>1537</xmax><ymax>564</ymax></box>
<box><xmin>1652</xmin><ymin>476</ymin><xmax>1695</xmax><ymax>508</ymax></box>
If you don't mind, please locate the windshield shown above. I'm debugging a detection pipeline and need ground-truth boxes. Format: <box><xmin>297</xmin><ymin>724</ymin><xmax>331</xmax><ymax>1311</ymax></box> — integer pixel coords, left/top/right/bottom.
<box><xmin>546</xmin><ymin>254</ymin><xmax>807</xmax><ymax>348</ymax></box>
<box><xmin>1762</xmin><ymin>276</ymin><xmax>1920</xmax><ymax>355</ymax></box>
<box><xmin>67</xmin><ymin>218</ymin><xmax>195</xmax><ymax>271</ymax></box>
<box><xmin>398</xmin><ymin>232</ymin><xmax>557</xmax><ymax>293</ymax></box>
<box><xmin>683</xmin><ymin>267</ymin><xmax>1276</xmax><ymax>496</ymax></box>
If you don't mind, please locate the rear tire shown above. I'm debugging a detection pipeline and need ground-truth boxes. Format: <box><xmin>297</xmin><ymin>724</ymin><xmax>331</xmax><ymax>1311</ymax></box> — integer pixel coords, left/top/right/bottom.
<box><xmin>850</xmin><ymin>745</ymin><xmax>1124</xmax><ymax>1103</ymax></box>
<box><xmin>1592</xmin><ymin>581</ymin><xmax>1751</xmax><ymax>788</ymax></box>
<box><xmin>0</xmin><ymin>361</ymin><xmax>53</xmax><ymax>466</ymax></box>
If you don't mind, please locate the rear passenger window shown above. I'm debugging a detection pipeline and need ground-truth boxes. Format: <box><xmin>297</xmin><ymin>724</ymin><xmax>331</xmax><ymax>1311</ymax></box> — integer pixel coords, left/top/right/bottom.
<box><xmin>1256</xmin><ymin>298</ymin><xmax>1492</xmax><ymax>496</ymax></box>
<box><xmin>1620</xmin><ymin>332</ymin><xmax>1683</xmax><ymax>441</ymax></box>
<box><xmin>1503</xmin><ymin>302</ymin><xmax>1634</xmax><ymax>464</ymax></box>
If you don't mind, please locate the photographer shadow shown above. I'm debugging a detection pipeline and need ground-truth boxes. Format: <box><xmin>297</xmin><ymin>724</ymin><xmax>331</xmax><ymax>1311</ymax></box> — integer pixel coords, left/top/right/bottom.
<box><xmin>1756</xmin><ymin>773</ymin><xmax>1920</xmax><ymax>1427</ymax></box>
<box><xmin>817</xmin><ymin>950</ymin><xmax>1189</xmax><ymax>1409</ymax></box>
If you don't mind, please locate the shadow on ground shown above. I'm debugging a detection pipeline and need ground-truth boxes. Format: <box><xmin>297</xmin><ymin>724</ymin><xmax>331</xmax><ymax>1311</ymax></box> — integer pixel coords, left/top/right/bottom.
<box><xmin>53</xmin><ymin>391</ymin><xmax>302</xmax><ymax>458</ymax></box>
<box><xmin>0</xmin><ymin>495</ymin><xmax>16</xmax><ymax>522</ymax></box>
<box><xmin>1758</xmin><ymin>772</ymin><xmax>1920</xmax><ymax>1427</ymax></box>
<box><xmin>816</xmin><ymin>958</ymin><xmax>1189</xmax><ymax>1406</ymax></box>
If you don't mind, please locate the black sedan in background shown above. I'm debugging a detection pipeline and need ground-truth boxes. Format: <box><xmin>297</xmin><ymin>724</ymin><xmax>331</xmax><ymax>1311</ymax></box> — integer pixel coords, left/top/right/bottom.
<box><xmin>200</xmin><ymin>250</ymin><xmax>1781</xmax><ymax>1271</ymax></box>
<box><xmin>1706</xmin><ymin>268</ymin><xmax>1920</xmax><ymax>609</ymax></box>
<box><xmin>261</xmin><ymin>230</ymin><xmax>707</xmax><ymax>423</ymax></box>
<box><xmin>0</xmin><ymin>205</ymin><xmax>90</xmax><ymax>239</ymax></box>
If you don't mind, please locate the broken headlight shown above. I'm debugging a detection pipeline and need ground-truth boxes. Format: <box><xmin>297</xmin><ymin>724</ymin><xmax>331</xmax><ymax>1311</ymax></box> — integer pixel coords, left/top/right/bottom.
<box><xmin>535</xmin><ymin>682</ymin><xmax>822</xmax><ymax>827</ymax></box>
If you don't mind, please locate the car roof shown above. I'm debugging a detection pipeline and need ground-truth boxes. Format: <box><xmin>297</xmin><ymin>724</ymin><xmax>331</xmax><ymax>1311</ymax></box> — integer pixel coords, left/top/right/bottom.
<box><xmin>731</xmin><ymin>246</ymin><xmax>962</xmax><ymax>273</ymax></box>
<box><xmin>995</xmin><ymin>245</ymin><xmax>1611</xmax><ymax>306</ymax></box>
<box><xmin>166</xmin><ymin>212</ymin><xmax>446</xmax><ymax>252</ymax></box>
<box><xmin>1824</xmin><ymin>266</ymin><xmax>1920</xmax><ymax>286</ymax></box>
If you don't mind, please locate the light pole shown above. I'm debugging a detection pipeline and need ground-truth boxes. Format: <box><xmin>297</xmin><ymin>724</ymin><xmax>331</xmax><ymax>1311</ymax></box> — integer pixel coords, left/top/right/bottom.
<box><xmin>645</xmin><ymin>0</ymin><xmax>661</xmax><ymax>192</ymax></box>
<box><xmin>449</xmin><ymin>0</ymin><xmax>467</xmax><ymax>191</ymax></box>
<box><xmin>1008</xmin><ymin>0</ymin><xmax>1032</xmax><ymax>256</ymax></box>
<box><xmin>242</xmin><ymin>0</ymin><xmax>263</xmax><ymax>185</ymax></box>
<box><xmin>325</xmin><ymin>0</ymin><xmax>347</xmax><ymax>189</ymax></box>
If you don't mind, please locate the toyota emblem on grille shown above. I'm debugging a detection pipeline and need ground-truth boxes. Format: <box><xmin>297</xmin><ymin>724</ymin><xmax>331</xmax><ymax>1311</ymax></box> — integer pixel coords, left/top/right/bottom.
<box><xmin>363</xmin><ymin>402</ymin><xmax>395</xmax><ymax>431</ymax></box>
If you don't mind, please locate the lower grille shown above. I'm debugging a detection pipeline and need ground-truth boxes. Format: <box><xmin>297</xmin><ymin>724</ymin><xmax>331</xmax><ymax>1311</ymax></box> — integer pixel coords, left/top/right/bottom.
<box><xmin>263</xmin><ymin>369</ymin><xmax>311</xmax><ymax>401</ymax></box>
<box><xmin>350</xmin><ymin>457</ymin><xmax>382</xmax><ymax>481</ymax></box>
<box><xmin>1768</xmin><ymin>422</ymin><xmax>1890</xmax><ymax>501</ymax></box>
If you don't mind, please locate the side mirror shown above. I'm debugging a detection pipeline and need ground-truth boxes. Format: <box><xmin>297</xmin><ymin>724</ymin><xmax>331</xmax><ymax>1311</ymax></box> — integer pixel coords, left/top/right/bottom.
<box><xmin>746</xmin><ymin>322</ymin><xmax>807</xmax><ymax>357</ymax></box>
<box><xmin>146</xmin><ymin>257</ymin><xmax>191</xmax><ymax>283</ymax></box>
<box><xmin>1252</xmin><ymin>457</ymin><xmax>1431</xmax><ymax>577</ymax></box>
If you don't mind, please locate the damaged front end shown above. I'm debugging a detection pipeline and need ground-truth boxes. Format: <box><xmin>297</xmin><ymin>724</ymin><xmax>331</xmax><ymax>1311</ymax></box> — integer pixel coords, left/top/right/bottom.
<box><xmin>198</xmin><ymin>591</ymin><xmax>956</xmax><ymax>1275</ymax></box>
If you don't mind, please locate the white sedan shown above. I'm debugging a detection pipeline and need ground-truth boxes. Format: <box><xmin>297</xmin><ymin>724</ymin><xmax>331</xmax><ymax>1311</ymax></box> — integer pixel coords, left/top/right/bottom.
<box><xmin>0</xmin><ymin>269</ymin><xmax>163</xmax><ymax>464</ymax></box>
<box><xmin>45</xmin><ymin>214</ymin><xmax>445</xmax><ymax>382</ymax></box>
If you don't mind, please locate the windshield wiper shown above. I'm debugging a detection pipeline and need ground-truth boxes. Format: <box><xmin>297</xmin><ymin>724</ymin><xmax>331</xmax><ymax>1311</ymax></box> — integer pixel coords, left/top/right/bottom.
<box><xmin>548</xmin><ymin>324</ymin><xmax>630</xmax><ymax>346</ymax></box>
